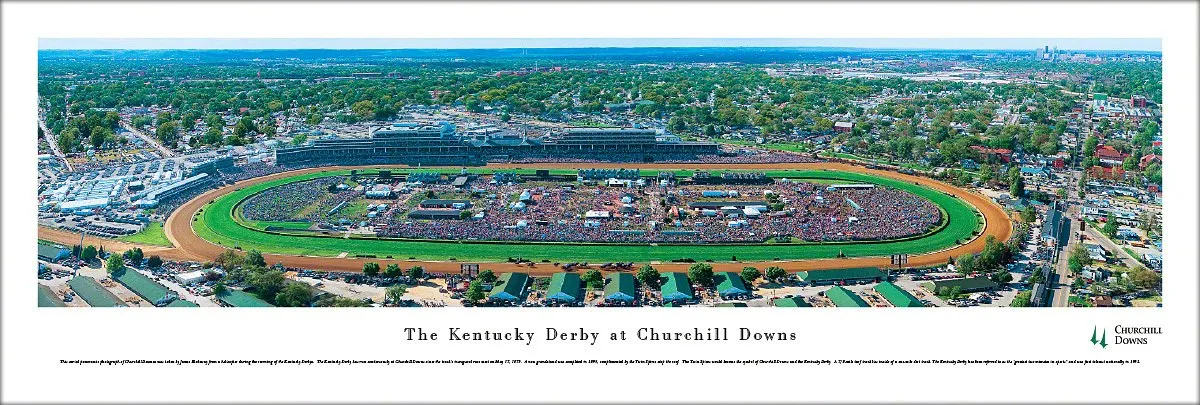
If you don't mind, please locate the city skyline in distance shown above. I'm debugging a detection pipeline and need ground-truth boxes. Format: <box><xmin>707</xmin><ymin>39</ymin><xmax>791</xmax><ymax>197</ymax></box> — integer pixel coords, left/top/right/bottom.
<box><xmin>39</xmin><ymin>38</ymin><xmax>1162</xmax><ymax>53</ymax></box>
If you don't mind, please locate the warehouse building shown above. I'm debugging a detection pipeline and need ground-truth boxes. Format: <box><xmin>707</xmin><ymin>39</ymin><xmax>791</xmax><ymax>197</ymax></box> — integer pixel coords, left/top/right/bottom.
<box><xmin>923</xmin><ymin>277</ymin><xmax>999</xmax><ymax>295</ymax></box>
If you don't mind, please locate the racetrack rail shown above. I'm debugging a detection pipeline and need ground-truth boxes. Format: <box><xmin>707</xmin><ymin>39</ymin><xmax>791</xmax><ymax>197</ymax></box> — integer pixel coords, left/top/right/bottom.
<box><xmin>40</xmin><ymin>162</ymin><xmax>1012</xmax><ymax>275</ymax></box>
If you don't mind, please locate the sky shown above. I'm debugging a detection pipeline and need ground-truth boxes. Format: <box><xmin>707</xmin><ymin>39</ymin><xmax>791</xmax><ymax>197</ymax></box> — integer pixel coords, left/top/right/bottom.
<box><xmin>38</xmin><ymin>38</ymin><xmax>1162</xmax><ymax>52</ymax></box>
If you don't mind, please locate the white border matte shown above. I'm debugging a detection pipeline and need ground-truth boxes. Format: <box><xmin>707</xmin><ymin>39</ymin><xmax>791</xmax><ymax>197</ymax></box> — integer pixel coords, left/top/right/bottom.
<box><xmin>4</xmin><ymin>1</ymin><xmax>1197</xmax><ymax>403</ymax></box>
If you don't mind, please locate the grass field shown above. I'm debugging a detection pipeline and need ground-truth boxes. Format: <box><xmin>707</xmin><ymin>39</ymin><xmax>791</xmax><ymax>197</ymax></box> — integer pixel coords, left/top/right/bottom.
<box><xmin>193</xmin><ymin>169</ymin><xmax>983</xmax><ymax>262</ymax></box>
<box><xmin>117</xmin><ymin>222</ymin><xmax>172</xmax><ymax>247</ymax></box>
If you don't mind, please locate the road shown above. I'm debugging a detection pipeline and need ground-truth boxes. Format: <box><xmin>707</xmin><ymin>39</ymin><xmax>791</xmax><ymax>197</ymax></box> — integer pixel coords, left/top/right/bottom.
<box><xmin>1051</xmin><ymin>206</ymin><xmax>1081</xmax><ymax>307</ymax></box>
<box><xmin>120</xmin><ymin>119</ymin><xmax>177</xmax><ymax>157</ymax></box>
<box><xmin>1083</xmin><ymin>226</ymin><xmax>1142</xmax><ymax>268</ymax></box>
<box><xmin>38</xmin><ymin>113</ymin><xmax>74</xmax><ymax>171</ymax></box>
<box><xmin>40</xmin><ymin>161</ymin><xmax>1014</xmax><ymax>275</ymax></box>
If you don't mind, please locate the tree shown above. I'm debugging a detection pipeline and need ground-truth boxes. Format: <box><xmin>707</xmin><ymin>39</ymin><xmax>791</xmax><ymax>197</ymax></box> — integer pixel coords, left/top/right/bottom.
<box><xmin>1010</xmin><ymin>290</ymin><xmax>1032</xmax><ymax>307</ymax></box>
<box><xmin>146</xmin><ymin>255</ymin><xmax>163</xmax><ymax>269</ymax></box>
<box><xmin>582</xmin><ymin>269</ymin><xmax>604</xmax><ymax>289</ymax></box>
<box><xmin>465</xmin><ymin>280</ymin><xmax>486</xmax><ymax>304</ymax></box>
<box><xmin>275</xmin><ymin>283</ymin><xmax>313</xmax><ymax>307</ymax></box>
<box><xmin>155</xmin><ymin>121</ymin><xmax>179</xmax><ymax>146</ymax></box>
<box><xmin>57</xmin><ymin>127</ymin><xmax>78</xmax><ymax>153</ymax></box>
<box><xmin>1083</xmin><ymin>135</ymin><xmax>1099</xmax><ymax>158</ymax></box>
<box><xmin>291</xmin><ymin>133</ymin><xmax>308</xmax><ymax>146</ymax></box>
<box><xmin>740</xmin><ymin>266</ymin><xmax>762</xmax><ymax>285</ymax></box>
<box><xmin>81</xmin><ymin>245</ymin><xmax>98</xmax><ymax>262</ymax></box>
<box><xmin>765</xmin><ymin>266</ymin><xmax>787</xmax><ymax>281</ymax></box>
<box><xmin>214</xmin><ymin>249</ymin><xmax>244</xmax><ymax>269</ymax></box>
<box><xmin>1009</xmin><ymin>173</ymin><xmax>1025</xmax><ymax>198</ymax></box>
<box><xmin>212</xmin><ymin>281</ymin><xmax>228</xmax><ymax>296</ymax></box>
<box><xmin>105</xmin><ymin>254</ymin><xmax>125</xmax><ymax>275</ymax></box>
<box><xmin>245</xmin><ymin>250</ymin><xmax>266</xmax><ymax>267</ymax></box>
<box><xmin>687</xmin><ymin>263</ymin><xmax>714</xmax><ymax>287</ymax></box>
<box><xmin>90</xmin><ymin>126</ymin><xmax>112</xmax><ymax>149</ymax></box>
<box><xmin>122</xmin><ymin>247</ymin><xmax>144</xmax><ymax>266</ymax></box>
<box><xmin>1128</xmin><ymin>266</ymin><xmax>1162</xmax><ymax>291</ymax></box>
<box><xmin>1138</xmin><ymin>211</ymin><xmax>1159</xmax><ymax>235</ymax></box>
<box><xmin>1021</xmin><ymin>206</ymin><xmax>1036</xmax><ymax>223</ymax></box>
<box><xmin>249</xmin><ymin>269</ymin><xmax>286</xmax><ymax>298</ymax></box>
<box><xmin>352</xmin><ymin>100</ymin><xmax>376</xmax><ymax>119</ymax></box>
<box><xmin>635</xmin><ymin>264</ymin><xmax>660</xmax><ymax>288</ymax></box>
<box><xmin>407</xmin><ymin>266</ymin><xmax>425</xmax><ymax>280</ymax></box>
<box><xmin>385</xmin><ymin>284</ymin><xmax>409</xmax><ymax>305</ymax></box>
<box><xmin>477</xmin><ymin>269</ymin><xmax>497</xmax><ymax>284</ymax></box>
<box><xmin>1102</xmin><ymin>215</ymin><xmax>1119</xmax><ymax>238</ymax></box>
<box><xmin>362</xmin><ymin>262</ymin><xmax>381</xmax><ymax>277</ymax></box>
<box><xmin>383</xmin><ymin>263</ymin><xmax>402</xmax><ymax>278</ymax></box>
<box><xmin>1121</xmin><ymin>156</ymin><xmax>1138</xmax><ymax>172</ymax></box>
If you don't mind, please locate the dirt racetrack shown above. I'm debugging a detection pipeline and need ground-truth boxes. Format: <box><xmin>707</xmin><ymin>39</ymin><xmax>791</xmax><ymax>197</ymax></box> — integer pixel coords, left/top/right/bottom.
<box><xmin>40</xmin><ymin>162</ymin><xmax>1012</xmax><ymax>275</ymax></box>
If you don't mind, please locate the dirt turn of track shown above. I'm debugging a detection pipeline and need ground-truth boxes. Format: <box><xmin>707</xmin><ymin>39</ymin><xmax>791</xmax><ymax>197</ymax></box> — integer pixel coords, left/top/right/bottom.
<box><xmin>41</xmin><ymin>162</ymin><xmax>1012</xmax><ymax>275</ymax></box>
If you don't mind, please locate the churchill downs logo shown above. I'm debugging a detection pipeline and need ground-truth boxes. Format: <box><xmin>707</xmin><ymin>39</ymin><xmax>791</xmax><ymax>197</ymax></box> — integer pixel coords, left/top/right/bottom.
<box><xmin>1092</xmin><ymin>325</ymin><xmax>1162</xmax><ymax>348</ymax></box>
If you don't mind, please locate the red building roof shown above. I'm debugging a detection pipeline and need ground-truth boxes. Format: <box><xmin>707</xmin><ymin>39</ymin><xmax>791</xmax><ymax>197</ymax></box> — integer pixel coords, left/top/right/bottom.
<box><xmin>1094</xmin><ymin>145</ymin><xmax>1128</xmax><ymax>161</ymax></box>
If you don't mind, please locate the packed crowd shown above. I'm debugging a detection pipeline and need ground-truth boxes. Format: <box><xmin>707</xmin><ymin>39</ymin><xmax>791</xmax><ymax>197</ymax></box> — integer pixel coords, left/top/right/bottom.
<box><xmin>490</xmin><ymin>149</ymin><xmax>818</xmax><ymax>164</ymax></box>
<box><xmin>240</xmin><ymin>176</ymin><xmax>353</xmax><ymax>222</ymax></box>
<box><xmin>365</xmin><ymin>175</ymin><xmax>941</xmax><ymax>244</ymax></box>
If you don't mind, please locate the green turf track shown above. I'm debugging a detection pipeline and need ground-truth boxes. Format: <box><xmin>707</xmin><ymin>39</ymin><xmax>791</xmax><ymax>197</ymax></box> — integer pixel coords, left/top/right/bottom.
<box><xmin>193</xmin><ymin>169</ymin><xmax>983</xmax><ymax>262</ymax></box>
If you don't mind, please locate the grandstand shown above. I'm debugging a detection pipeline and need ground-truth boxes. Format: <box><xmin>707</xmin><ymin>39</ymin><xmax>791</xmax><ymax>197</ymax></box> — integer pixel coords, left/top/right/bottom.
<box><xmin>274</xmin><ymin>124</ymin><xmax>720</xmax><ymax>165</ymax></box>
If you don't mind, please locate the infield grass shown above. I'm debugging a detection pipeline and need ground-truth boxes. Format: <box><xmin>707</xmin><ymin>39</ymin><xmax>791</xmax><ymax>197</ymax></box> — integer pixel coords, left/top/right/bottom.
<box><xmin>117</xmin><ymin>221</ymin><xmax>173</xmax><ymax>247</ymax></box>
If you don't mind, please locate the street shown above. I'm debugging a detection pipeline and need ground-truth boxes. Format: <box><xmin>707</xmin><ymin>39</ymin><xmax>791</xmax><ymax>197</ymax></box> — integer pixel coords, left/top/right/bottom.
<box><xmin>120</xmin><ymin>119</ymin><xmax>177</xmax><ymax>157</ymax></box>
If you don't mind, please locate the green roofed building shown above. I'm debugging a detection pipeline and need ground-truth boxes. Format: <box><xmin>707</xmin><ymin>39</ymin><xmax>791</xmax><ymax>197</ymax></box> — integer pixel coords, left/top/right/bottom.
<box><xmin>217</xmin><ymin>289</ymin><xmax>275</xmax><ymax>307</ymax></box>
<box><xmin>715</xmin><ymin>272</ymin><xmax>750</xmax><ymax>299</ymax></box>
<box><xmin>773</xmin><ymin>297</ymin><xmax>812</xmax><ymax>307</ymax></box>
<box><xmin>489</xmin><ymin>272</ymin><xmax>529</xmax><ymax>304</ymax></box>
<box><xmin>660</xmin><ymin>272</ymin><xmax>694</xmax><ymax>304</ymax></box>
<box><xmin>604</xmin><ymin>273</ymin><xmax>636</xmax><ymax>305</ymax></box>
<box><xmin>873</xmin><ymin>282</ymin><xmax>924</xmax><ymax>307</ymax></box>
<box><xmin>796</xmin><ymin>268</ymin><xmax>886</xmax><ymax>286</ymax></box>
<box><xmin>546</xmin><ymin>272</ymin><xmax>583</xmax><ymax>305</ymax></box>
<box><xmin>112</xmin><ymin>268</ymin><xmax>175</xmax><ymax>306</ymax></box>
<box><xmin>923</xmin><ymin>277</ymin><xmax>999</xmax><ymax>294</ymax></box>
<box><xmin>68</xmin><ymin>276</ymin><xmax>126</xmax><ymax>307</ymax></box>
<box><xmin>38</xmin><ymin>243</ymin><xmax>70</xmax><ymax>262</ymax></box>
<box><xmin>826</xmin><ymin>286</ymin><xmax>869</xmax><ymax>308</ymax></box>
<box><xmin>38</xmin><ymin>284</ymin><xmax>66</xmax><ymax>307</ymax></box>
<box><xmin>165</xmin><ymin>299</ymin><xmax>200</xmax><ymax>307</ymax></box>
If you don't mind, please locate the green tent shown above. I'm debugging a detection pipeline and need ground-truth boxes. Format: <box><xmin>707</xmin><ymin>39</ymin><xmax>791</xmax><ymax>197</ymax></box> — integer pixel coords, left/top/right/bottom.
<box><xmin>773</xmin><ymin>297</ymin><xmax>812</xmax><ymax>307</ymax></box>
<box><xmin>489</xmin><ymin>272</ymin><xmax>529</xmax><ymax>303</ymax></box>
<box><xmin>873</xmin><ymin>282</ymin><xmax>924</xmax><ymax>307</ymax></box>
<box><xmin>660</xmin><ymin>272</ymin><xmax>693</xmax><ymax>303</ymax></box>
<box><xmin>826</xmin><ymin>286</ymin><xmax>868</xmax><ymax>308</ymax></box>
<box><xmin>546</xmin><ymin>273</ymin><xmax>583</xmax><ymax>304</ymax></box>
<box><xmin>604</xmin><ymin>273</ymin><xmax>636</xmax><ymax>303</ymax></box>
